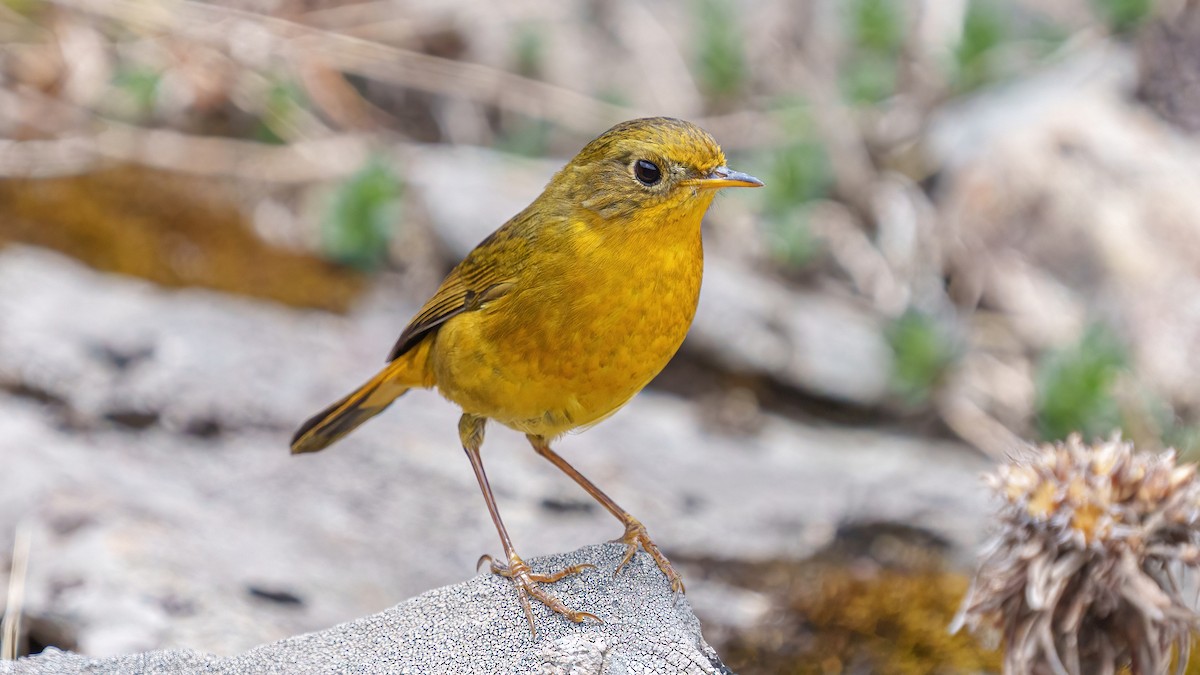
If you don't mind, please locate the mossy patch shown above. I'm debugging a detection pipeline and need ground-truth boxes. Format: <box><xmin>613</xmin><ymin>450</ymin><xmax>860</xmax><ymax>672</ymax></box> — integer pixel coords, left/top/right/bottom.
<box><xmin>715</xmin><ymin>561</ymin><xmax>1000</xmax><ymax>674</ymax></box>
<box><xmin>696</xmin><ymin>518</ymin><xmax>1200</xmax><ymax>674</ymax></box>
<box><xmin>0</xmin><ymin>166</ymin><xmax>365</xmax><ymax>312</ymax></box>
<box><xmin>690</xmin><ymin>524</ymin><xmax>1001</xmax><ymax>674</ymax></box>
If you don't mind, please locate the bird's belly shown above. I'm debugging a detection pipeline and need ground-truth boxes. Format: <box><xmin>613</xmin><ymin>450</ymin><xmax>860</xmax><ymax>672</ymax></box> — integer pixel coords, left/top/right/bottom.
<box><xmin>432</xmin><ymin>253</ymin><xmax>701</xmax><ymax>437</ymax></box>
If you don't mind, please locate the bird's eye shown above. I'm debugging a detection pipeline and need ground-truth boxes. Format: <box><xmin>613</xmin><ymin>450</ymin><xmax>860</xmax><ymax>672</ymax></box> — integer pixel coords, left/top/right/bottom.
<box><xmin>633</xmin><ymin>159</ymin><xmax>662</xmax><ymax>186</ymax></box>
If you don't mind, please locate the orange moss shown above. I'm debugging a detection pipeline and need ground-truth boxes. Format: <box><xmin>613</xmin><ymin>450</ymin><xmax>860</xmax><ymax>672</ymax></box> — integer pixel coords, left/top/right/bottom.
<box><xmin>718</xmin><ymin>560</ymin><xmax>1001</xmax><ymax>675</ymax></box>
<box><xmin>0</xmin><ymin>166</ymin><xmax>365</xmax><ymax>312</ymax></box>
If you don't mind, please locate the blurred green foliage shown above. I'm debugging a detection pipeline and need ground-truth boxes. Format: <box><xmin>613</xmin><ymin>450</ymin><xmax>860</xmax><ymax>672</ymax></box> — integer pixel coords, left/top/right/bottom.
<box><xmin>852</xmin><ymin>0</ymin><xmax>905</xmax><ymax>53</ymax></box>
<box><xmin>512</xmin><ymin>21</ymin><xmax>546</xmax><ymax>78</ymax></box>
<box><xmin>842</xmin><ymin>0</ymin><xmax>903</xmax><ymax>103</ymax></box>
<box><xmin>596</xmin><ymin>87</ymin><xmax>632</xmax><ymax>108</ymax></box>
<box><xmin>692</xmin><ymin>0</ymin><xmax>747</xmax><ymax>99</ymax></box>
<box><xmin>1035</xmin><ymin>324</ymin><xmax>1127</xmax><ymax>441</ymax></box>
<box><xmin>0</xmin><ymin>0</ymin><xmax>41</xmax><ymax>16</ymax></box>
<box><xmin>886</xmin><ymin>310</ymin><xmax>957</xmax><ymax>405</ymax></box>
<box><xmin>111</xmin><ymin>67</ymin><xmax>161</xmax><ymax>120</ymax></box>
<box><xmin>954</xmin><ymin>1</ymin><xmax>1008</xmax><ymax>93</ymax></box>
<box><xmin>951</xmin><ymin>1</ymin><xmax>1070</xmax><ymax>94</ymax></box>
<box><xmin>1168</xmin><ymin>424</ymin><xmax>1200</xmax><ymax>460</ymax></box>
<box><xmin>255</xmin><ymin>78</ymin><xmax>306</xmax><ymax>145</ymax></box>
<box><xmin>495</xmin><ymin>118</ymin><xmax>554</xmax><ymax>157</ymax></box>
<box><xmin>758</xmin><ymin>105</ymin><xmax>832</xmax><ymax>268</ymax></box>
<box><xmin>763</xmin><ymin>207</ymin><xmax>820</xmax><ymax>269</ymax></box>
<box><xmin>763</xmin><ymin>143</ymin><xmax>831</xmax><ymax>217</ymax></box>
<box><xmin>842</xmin><ymin>54</ymin><xmax>898</xmax><ymax>105</ymax></box>
<box><xmin>321</xmin><ymin>156</ymin><xmax>402</xmax><ymax>272</ymax></box>
<box><xmin>1092</xmin><ymin>0</ymin><xmax>1153</xmax><ymax>33</ymax></box>
<box><xmin>1140</xmin><ymin>395</ymin><xmax>1200</xmax><ymax>459</ymax></box>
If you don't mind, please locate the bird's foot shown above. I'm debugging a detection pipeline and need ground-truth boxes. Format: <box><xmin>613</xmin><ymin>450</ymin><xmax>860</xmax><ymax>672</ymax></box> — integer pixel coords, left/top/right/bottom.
<box><xmin>477</xmin><ymin>553</ymin><xmax>600</xmax><ymax>635</ymax></box>
<box><xmin>613</xmin><ymin>516</ymin><xmax>685</xmax><ymax>593</ymax></box>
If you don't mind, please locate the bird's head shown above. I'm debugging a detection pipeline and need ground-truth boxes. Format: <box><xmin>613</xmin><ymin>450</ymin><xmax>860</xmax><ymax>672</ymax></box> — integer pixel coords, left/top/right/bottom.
<box><xmin>549</xmin><ymin>117</ymin><xmax>762</xmax><ymax>227</ymax></box>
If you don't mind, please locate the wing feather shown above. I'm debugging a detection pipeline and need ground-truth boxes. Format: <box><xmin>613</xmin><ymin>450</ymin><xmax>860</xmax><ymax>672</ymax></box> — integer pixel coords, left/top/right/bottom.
<box><xmin>386</xmin><ymin>222</ymin><xmax>530</xmax><ymax>362</ymax></box>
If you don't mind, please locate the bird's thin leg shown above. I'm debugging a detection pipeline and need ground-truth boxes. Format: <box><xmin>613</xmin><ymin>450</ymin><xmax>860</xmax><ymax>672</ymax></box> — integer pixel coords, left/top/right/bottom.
<box><xmin>527</xmin><ymin>434</ymin><xmax>684</xmax><ymax>593</ymax></box>
<box><xmin>459</xmin><ymin>415</ymin><xmax>600</xmax><ymax>635</ymax></box>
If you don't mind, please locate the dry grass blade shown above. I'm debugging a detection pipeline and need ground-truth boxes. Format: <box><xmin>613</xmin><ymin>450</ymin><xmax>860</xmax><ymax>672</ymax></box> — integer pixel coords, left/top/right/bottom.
<box><xmin>35</xmin><ymin>0</ymin><xmax>784</xmax><ymax>149</ymax></box>
<box><xmin>935</xmin><ymin>386</ymin><xmax>1028</xmax><ymax>461</ymax></box>
<box><xmin>0</xmin><ymin>88</ymin><xmax>375</xmax><ymax>181</ymax></box>
<box><xmin>1</xmin><ymin>520</ymin><xmax>32</xmax><ymax>661</ymax></box>
<box><xmin>43</xmin><ymin>0</ymin><xmax>638</xmax><ymax>135</ymax></box>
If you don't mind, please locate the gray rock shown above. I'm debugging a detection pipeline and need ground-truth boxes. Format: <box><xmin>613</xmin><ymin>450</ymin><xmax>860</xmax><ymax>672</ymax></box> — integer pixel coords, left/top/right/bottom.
<box><xmin>929</xmin><ymin>42</ymin><xmax>1200</xmax><ymax>420</ymax></box>
<box><xmin>927</xmin><ymin>44</ymin><xmax>1138</xmax><ymax>172</ymax></box>
<box><xmin>0</xmin><ymin>544</ymin><xmax>729</xmax><ymax>674</ymax></box>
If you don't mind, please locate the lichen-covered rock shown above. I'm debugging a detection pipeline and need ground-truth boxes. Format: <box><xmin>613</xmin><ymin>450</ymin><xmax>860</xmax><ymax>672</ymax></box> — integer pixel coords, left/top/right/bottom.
<box><xmin>1</xmin><ymin>544</ymin><xmax>729</xmax><ymax>675</ymax></box>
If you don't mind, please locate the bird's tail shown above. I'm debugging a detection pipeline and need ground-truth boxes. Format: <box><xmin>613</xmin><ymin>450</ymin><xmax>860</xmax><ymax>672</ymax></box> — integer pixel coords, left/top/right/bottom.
<box><xmin>290</xmin><ymin>340</ymin><xmax>435</xmax><ymax>455</ymax></box>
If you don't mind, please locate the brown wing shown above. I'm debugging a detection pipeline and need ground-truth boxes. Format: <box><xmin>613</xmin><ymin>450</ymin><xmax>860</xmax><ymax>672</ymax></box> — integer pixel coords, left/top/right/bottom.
<box><xmin>386</xmin><ymin>226</ymin><xmax>527</xmax><ymax>362</ymax></box>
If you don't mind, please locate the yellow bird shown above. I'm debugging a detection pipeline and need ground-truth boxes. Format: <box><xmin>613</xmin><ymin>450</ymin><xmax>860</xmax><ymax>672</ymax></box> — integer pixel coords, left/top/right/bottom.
<box><xmin>292</xmin><ymin>117</ymin><xmax>762</xmax><ymax>632</ymax></box>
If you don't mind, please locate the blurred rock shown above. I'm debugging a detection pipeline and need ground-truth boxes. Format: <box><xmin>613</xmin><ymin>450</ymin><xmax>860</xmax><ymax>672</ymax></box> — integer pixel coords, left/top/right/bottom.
<box><xmin>929</xmin><ymin>43</ymin><xmax>1200</xmax><ymax>426</ymax></box>
<box><xmin>0</xmin><ymin>246</ymin><xmax>988</xmax><ymax>656</ymax></box>
<box><xmin>928</xmin><ymin>44</ymin><xmax>1138</xmax><ymax>172</ymax></box>
<box><xmin>0</xmin><ymin>544</ymin><xmax>728</xmax><ymax>674</ymax></box>
<box><xmin>1138</xmin><ymin>1</ymin><xmax>1200</xmax><ymax>134</ymax></box>
<box><xmin>404</xmin><ymin>145</ymin><xmax>893</xmax><ymax>406</ymax></box>
<box><xmin>695</xmin><ymin>258</ymin><xmax>891</xmax><ymax>405</ymax></box>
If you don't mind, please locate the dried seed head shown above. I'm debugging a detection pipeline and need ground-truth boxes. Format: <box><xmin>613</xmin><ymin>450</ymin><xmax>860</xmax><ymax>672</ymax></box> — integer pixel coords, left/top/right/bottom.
<box><xmin>953</xmin><ymin>434</ymin><xmax>1200</xmax><ymax>675</ymax></box>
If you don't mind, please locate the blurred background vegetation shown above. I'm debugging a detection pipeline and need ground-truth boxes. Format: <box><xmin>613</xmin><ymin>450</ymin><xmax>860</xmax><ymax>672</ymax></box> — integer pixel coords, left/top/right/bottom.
<box><xmin>5</xmin><ymin>0</ymin><xmax>1200</xmax><ymax>671</ymax></box>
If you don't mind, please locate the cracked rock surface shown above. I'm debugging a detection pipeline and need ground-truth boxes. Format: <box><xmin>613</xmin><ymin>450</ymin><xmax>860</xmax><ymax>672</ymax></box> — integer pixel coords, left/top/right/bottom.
<box><xmin>1</xmin><ymin>544</ymin><xmax>729</xmax><ymax>674</ymax></box>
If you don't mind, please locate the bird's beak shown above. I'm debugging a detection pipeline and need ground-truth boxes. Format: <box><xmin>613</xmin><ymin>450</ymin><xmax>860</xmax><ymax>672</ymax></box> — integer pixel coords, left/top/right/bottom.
<box><xmin>692</xmin><ymin>166</ymin><xmax>764</xmax><ymax>189</ymax></box>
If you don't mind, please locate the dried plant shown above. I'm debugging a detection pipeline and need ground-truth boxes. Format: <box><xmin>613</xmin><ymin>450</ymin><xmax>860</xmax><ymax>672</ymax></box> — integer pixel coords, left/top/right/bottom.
<box><xmin>953</xmin><ymin>434</ymin><xmax>1200</xmax><ymax>675</ymax></box>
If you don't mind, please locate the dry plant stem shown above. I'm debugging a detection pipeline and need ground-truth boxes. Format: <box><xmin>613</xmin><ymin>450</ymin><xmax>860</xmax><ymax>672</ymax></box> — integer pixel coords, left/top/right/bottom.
<box><xmin>607</xmin><ymin>0</ymin><xmax>703</xmax><ymax>113</ymax></box>
<box><xmin>457</xmin><ymin>415</ymin><xmax>599</xmax><ymax>635</ymax></box>
<box><xmin>44</xmin><ymin>0</ymin><xmax>636</xmax><ymax>135</ymax></box>
<box><xmin>1</xmin><ymin>520</ymin><xmax>32</xmax><ymax>661</ymax></box>
<box><xmin>295</xmin><ymin>58</ymin><xmax>397</xmax><ymax>133</ymax></box>
<box><xmin>807</xmin><ymin>202</ymin><xmax>908</xmax><ymax>315</ymax></box>
<box><xmin>892</xmin><ymin>1</ymin><xmax>963</xmax><ymax>133</ymax></box>
<box><xmin>37</xmin><ymin>0</ymin><xmax>778</xmax><ymax>150</ymax></box>
<box><xmin>2</xmin><ymin>0</ymin><xmax>792</xmax><ymax>183</ymax></box>
<box><xmin>295</xmin><ymin>1</ymin><xmax>412</xmax><ymax>33</ymax></box>
<box><xmin>789</xmin><ymin>11</ymin><xmax>877</xmax><ymax>214</ymax></box>
<box><xmin>934</xmin><ymin>381</ymin><xmax>1028</xmax><ymax>461</ymax></box>
<box><xmin>527</xmin><ymin>435</ymin><xmax>685</xmax><ymax>593</ymax></box>
<box><xmin>0</xmin><ymin>85</ymin><xmax>780</xmax><ymax>185</ymax></box>
<box><xmin>797</xmin><ymin>64</ymin><xmax>877</xmax><ymax>212</ymax></box>
<box><xmin>0</xmin><ymin>89</ymin><xmax>373</xmax><ymax>181</ymax></box>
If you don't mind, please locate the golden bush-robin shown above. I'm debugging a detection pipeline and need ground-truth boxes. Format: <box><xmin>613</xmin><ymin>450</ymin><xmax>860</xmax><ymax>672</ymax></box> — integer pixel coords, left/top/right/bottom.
<box><xmin>292</xmin><ymin>117</ymin><xmax>762</xmax><ymax>632</ymax></box>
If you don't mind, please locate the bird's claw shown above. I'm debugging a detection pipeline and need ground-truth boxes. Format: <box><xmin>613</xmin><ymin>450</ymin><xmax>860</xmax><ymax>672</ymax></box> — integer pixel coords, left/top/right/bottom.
<box><xmin>479</xmin><ymin>553</ymin><xmax>601</xmax><ymax>635</ymax></box>
<box><xmin>613</xmin><ymin>517</ymin><xmax>685</xmax><ymax>593</ymax></box>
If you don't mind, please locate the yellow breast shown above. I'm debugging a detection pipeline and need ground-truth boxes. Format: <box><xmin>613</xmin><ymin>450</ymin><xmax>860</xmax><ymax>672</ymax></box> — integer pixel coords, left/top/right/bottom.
<box><xmin>431</xmin><ymin>213</ymin><xmax>705</xmax><ymax>438</ymax></box>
